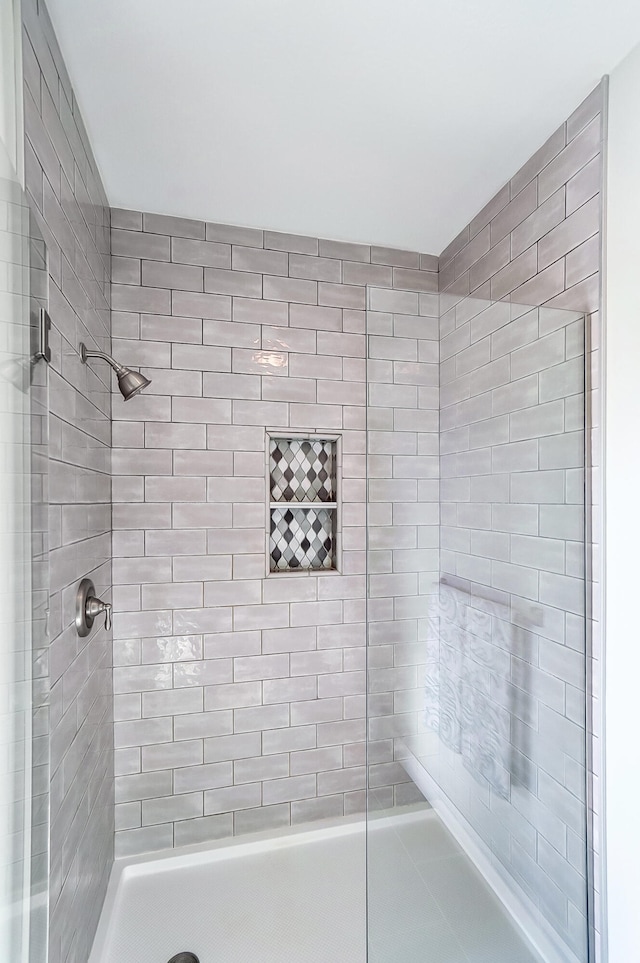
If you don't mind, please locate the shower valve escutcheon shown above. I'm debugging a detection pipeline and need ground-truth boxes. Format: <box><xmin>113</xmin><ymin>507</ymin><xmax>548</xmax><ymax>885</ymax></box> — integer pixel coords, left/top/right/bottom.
<box><xmin>76</xmin><ymin>578</ymin><xmax>112</xmax><ymax>637</ymax></box>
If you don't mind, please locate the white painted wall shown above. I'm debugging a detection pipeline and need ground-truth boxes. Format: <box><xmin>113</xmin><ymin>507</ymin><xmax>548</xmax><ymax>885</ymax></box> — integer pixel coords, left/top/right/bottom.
<box><xmin>45</xmin><ymin>0</ymin><xmax>640</xmax><ymax>252</ymax></box>
<box><xmin>603</xmin><ymin>39</ymin><xmax>640</xmax><ymax>963</ymax></box>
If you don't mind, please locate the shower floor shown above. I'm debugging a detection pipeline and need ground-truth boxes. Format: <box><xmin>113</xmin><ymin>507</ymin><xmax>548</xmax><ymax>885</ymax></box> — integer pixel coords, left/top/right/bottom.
<box><xmin>89</xmin><ymin>810</ymin><xmax>542</xmax><ymax>963</ymax></box>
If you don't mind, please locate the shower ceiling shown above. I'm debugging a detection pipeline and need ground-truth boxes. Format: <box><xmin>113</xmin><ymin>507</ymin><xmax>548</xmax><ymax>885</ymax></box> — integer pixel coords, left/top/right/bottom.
<box><xmin>46</xmin><ymin>0</ymin><xmax>640</xmax><ymax>252</ymax></box>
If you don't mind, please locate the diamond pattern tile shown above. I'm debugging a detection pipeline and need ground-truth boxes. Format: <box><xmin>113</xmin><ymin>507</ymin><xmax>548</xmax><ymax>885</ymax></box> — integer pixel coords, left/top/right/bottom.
<box><xmin>270</xmin><ymin>507</ymin><xmax>335</xmax><ymax>571</ymax></box>
<box><xmin>270</xmin><ymin>438</ymin><xmax>335</xmax><ymax>503</ymax></box>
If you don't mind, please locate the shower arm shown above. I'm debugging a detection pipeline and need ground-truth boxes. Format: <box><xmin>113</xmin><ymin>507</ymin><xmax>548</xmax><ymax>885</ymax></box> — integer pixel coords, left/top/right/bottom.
<box><xmin>80</xmin><ymin>342</ymin><xmax>127</xmax><ymax>374</ymax></box>
<box><xmin>79</xmin><ymin>341</ymin><xmax>151</xmax><ymax>402</ymax></box>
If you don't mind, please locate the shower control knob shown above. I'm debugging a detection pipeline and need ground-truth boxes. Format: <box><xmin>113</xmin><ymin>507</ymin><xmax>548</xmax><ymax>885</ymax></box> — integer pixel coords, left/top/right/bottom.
<box><xmin>76</xmin><ymin>578</ymin><xmax>112</xmax><ymax>637</ymax></box>
<box><xmin>85</xmin><ymin>594</ymin><xmax>112</xmax><ymax>632</ymax></box>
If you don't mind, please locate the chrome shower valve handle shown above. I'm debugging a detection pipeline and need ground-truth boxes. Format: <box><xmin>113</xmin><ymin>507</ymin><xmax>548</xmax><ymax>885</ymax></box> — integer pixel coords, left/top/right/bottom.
<box><xmin>85</xmin><ymin>594</ymin><xmax>112</xmax><ymax>632</ymax></box>
<box><xmin>76</xmin><ymin>578</ymin><xmax>112</xmax><ymax>637</ymax></box>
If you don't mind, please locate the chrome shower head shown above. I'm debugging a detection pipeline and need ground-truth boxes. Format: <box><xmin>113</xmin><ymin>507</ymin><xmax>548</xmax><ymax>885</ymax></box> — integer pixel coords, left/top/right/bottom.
<box><xmin>80</xmin><ymin>342</ymin><xmax>152</xmax><ymax>401</ymax></box>
<box><xmin>116</xmin><ymin>366</ymin><xmax>152</xmax><ymax>401</ymax></box>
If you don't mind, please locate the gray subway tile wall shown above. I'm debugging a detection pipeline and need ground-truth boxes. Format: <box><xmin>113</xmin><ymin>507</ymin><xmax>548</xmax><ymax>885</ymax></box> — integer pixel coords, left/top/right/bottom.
<box><xmin>110</xmin><ymin>210</ymin><xmax>438</xmax><ymax>856</ymax></box>
<box><xmin>22</xmin><ymin>2</ymin><xmax>114</xmax><ymax>963</ymax></box>
<box><xmin>437</xmin><ymin>81</ymin><xmax>604</xmax><ymax>960</ymax></box>
<box><xmin>440</xmin><ymin>87</ymin><xmax>603</xmax><ymax>316</ymax></box>
<box><xmin>366</xmin><ymin>285</ymin><xmax>441</xmax><ymax>815</ymax></box>
<box><xmin>435</xmin><ymin>295</ymin><xmax>587</xmax><ymax>957</ymax></box>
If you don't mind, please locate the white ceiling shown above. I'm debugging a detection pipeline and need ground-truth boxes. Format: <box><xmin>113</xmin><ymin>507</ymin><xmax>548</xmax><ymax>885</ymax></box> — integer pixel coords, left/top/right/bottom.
<box><xmin>46</xmin><ymin>0</ymin><xmax>640</xmax><ymax>254</ymax></box>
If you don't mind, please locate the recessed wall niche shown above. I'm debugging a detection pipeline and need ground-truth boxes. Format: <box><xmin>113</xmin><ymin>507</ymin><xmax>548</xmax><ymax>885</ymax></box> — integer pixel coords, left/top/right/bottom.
<box><xmin>267</xmin><ymin>435</ymin><xmax>340</xmax><ymax>573</ymax></box>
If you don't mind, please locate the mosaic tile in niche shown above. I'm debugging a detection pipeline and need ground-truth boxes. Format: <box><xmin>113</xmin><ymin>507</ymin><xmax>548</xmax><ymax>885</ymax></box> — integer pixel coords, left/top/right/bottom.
<box><xmin>270</xmin><ymin>438</ymin><xmax>335</xmax><ymax>503</ymax></box>
<box><xmin>270</xmin><ymin>506</ymin><xmax>336</xmax><ymax>571</ymax></box>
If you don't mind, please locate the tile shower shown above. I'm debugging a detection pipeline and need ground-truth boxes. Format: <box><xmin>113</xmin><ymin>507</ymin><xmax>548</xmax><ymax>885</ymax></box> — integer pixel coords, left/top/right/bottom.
<box><xmin>109</xmin><ymin>211</ymin><xmax>438</xmax><ymax>855</ymax></box>
<box><xmin>16</xmin><ymin>0</ymin><xmax>604</xmax><ymax>959</ymax></box>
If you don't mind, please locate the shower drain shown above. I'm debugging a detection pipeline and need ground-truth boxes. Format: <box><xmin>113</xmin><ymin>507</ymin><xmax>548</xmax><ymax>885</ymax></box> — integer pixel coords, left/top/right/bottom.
<box><xmin>167</xmin><ymin>955</ymin><xmax>200</xmax><ymax>963</ymax></box>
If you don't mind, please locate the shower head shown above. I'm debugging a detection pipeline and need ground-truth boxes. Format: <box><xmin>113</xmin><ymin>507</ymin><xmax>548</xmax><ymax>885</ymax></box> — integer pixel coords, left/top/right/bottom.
<box><xmin>80</xmin><ymin>342</ymin><xmax>152</xmax><ymax>401</ymax></box>
<box><xmin>115</xmin><ymin>366</ymin><xmax>152</xmax><ymax>401</ymax></box>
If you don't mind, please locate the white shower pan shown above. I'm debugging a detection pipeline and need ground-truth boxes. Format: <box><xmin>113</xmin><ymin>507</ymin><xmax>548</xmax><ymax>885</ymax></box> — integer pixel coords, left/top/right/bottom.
<box><xmin>90</xmin><ymin>817</ymin><xmax>367</xmax><ymax>963</ymax></box>
<box><xmin>89</xmin><ymin>810</ymin><xmax>542</xmax><ymax>963</ymax></box>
